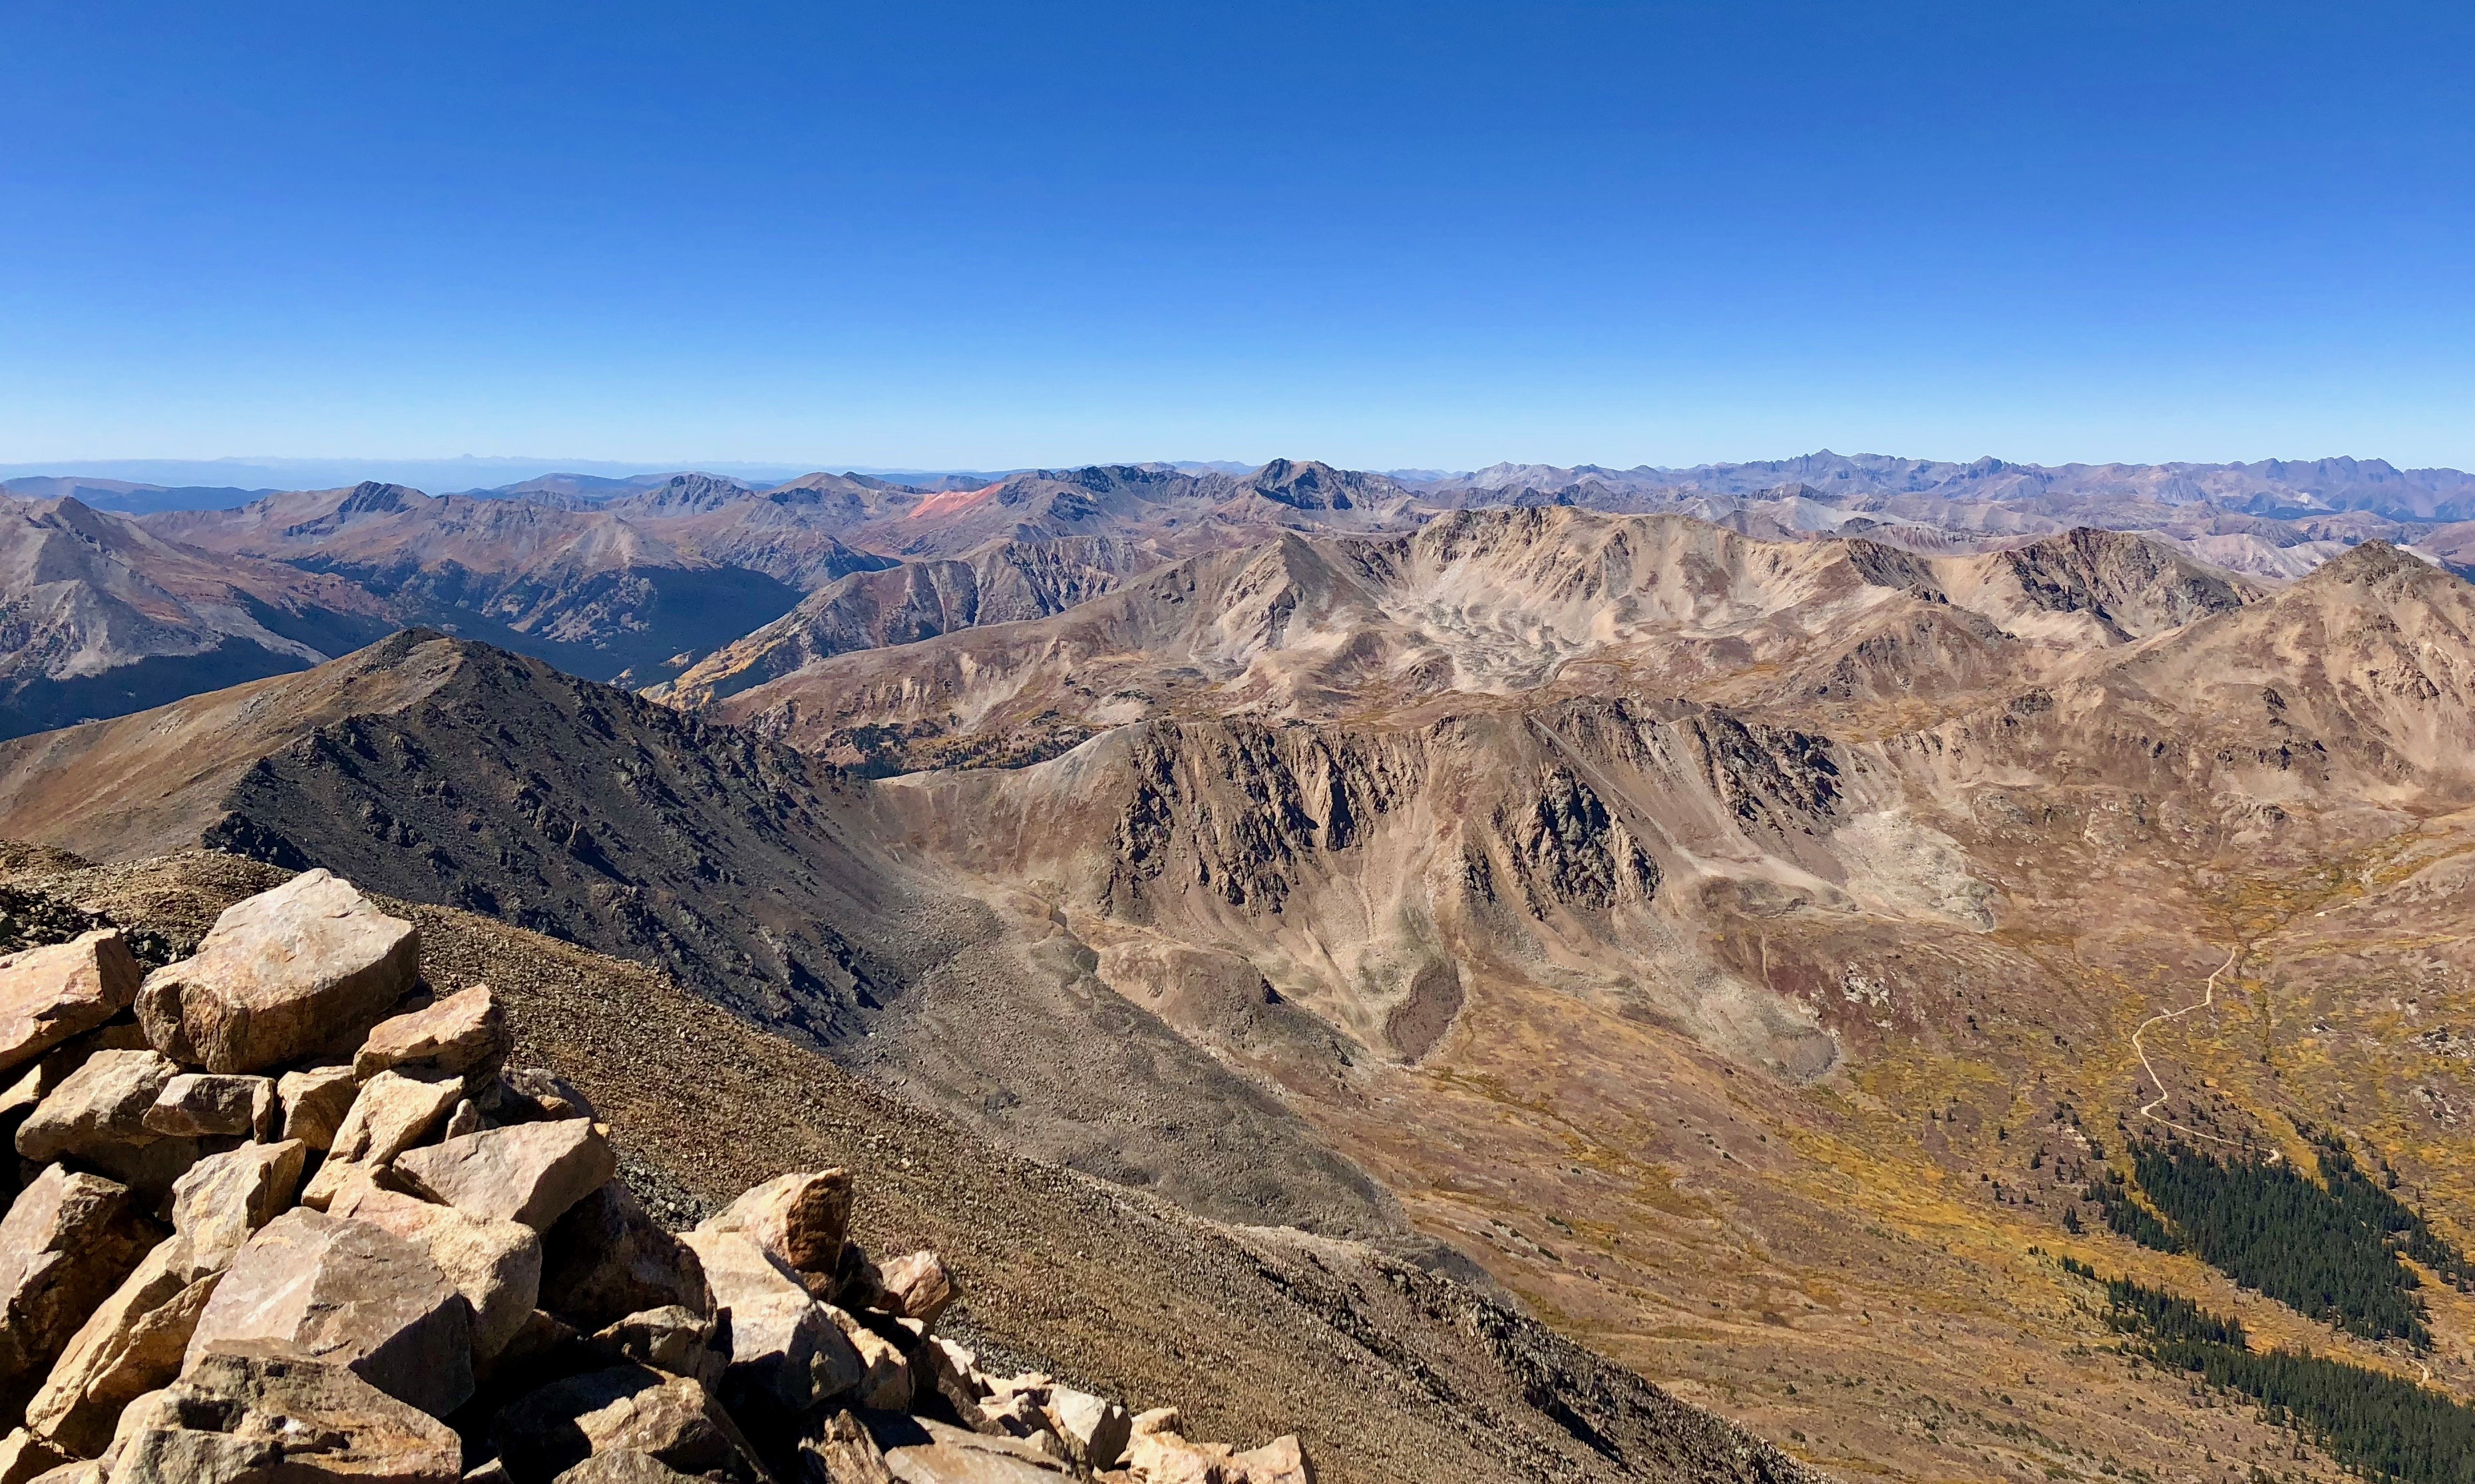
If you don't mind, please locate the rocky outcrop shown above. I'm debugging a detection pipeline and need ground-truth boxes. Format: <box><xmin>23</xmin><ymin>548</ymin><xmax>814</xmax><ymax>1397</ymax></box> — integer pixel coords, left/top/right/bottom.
<box><xmin>135</xmin><ymin>868</ymin><xmax>419</xmax><ymax>1073</ymax></box>
<box><xmin>0</xmin><ymin>872</ymin><xmax>1332</xmax><ymax>1484</ymax></box>
<box><xmin>0</xmin><ymin>934</ymin><xmax>140</xmax><ymax>1078</ymax></box>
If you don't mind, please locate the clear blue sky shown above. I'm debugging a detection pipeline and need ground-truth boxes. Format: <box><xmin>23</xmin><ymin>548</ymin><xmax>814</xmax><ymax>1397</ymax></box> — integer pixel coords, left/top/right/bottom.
<box><xmin>4</xmin><ymin>1</ymin><xmax>2470</xmax><ymax>472</ymax></box>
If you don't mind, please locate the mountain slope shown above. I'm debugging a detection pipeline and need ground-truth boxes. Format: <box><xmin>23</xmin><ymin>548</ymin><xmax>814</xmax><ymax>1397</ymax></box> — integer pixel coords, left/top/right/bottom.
<box><xmin>0</xmin><ymin>494</ymin><xmax>400</xmax><ymax>739</ymax></box>
<box><xmin>0</xmin><ymin>633</ymin><xmax>1428</xmax><ymax>1251</ymax></box>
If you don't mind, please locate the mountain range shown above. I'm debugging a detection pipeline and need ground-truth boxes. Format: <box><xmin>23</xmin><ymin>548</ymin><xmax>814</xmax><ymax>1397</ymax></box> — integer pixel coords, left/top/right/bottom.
<box><xmin>0</xmin><ymin>447</ymin><xmax>2470</xmax><ymax>1478</ymax></box>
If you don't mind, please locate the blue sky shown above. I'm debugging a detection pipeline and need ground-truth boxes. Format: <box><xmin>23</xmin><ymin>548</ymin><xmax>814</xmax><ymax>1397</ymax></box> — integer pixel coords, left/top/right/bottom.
<box><xmin>3</xmin><ymin>1</ymin><xmax>2470</xmax><ymax>472</ymax></box>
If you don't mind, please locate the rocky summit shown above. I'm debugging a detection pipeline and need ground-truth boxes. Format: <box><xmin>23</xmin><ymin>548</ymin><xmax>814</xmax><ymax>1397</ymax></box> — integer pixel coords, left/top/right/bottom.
<box><xmin>0</xmin><ymin>861</ymin><xmax>1814</xmax><ymax>1484</ymax></box>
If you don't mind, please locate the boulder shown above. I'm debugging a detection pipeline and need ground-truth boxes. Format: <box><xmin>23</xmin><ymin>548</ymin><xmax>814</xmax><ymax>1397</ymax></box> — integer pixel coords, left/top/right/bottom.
<box><xmin>13</xmin><ymin>1053</ymin><xmax>178</xmax><ymax>1165</ymax></box>
<box><xmin>299</xmin><ymin>1071</ymin><xmax>463</xmax><ymax>1209</ymax></box>
<box><xmin>19</xmin><ymin>1239</ymin><xmax>217</xmax><ymax>1457</ymax></box>
<box><xmin>824</xmin><ymin>1307</ymin><xmax>911</xmax><ymax>1413</ymax></box>
<box><xmin>443</xmin><ymin>1099</ymin><xmax>483</xmax><ymax>1140</ymax></box>
<box><xmin>1040</xmin><ymin>1385</ymin><xmax>1130</xmax><ymax>1471</ymax></box>
<box><xmin>538</xmin><ymin>1183</ymin><xmax>709</xmax><ymax>1332</ymax></box>
<box><xmin>138</xmin><ymin>1075</ymin><xmax>274</xmax><ymax>1141</ymax></box>
<box><xmin>391</xmin><ymin>1121</ymin><xmax>616</xmax><ymax>1232</ymax></box>
<box><xmin>878</xmin><ymin>1251</ymin><xmax>958</xmax><ymax>1330</ymax></box>
<box><xmin>698</xmin><ymin>1169</ymin><xmax>849</xmax><ymax>1290</ymax></box>
<box><xmin>353</xmin><ymin>985</ymin><xmax>509</xmax><ymax>1085</ymax></box>
<box><xmin>23</xmin><ymin>1142</ymin><xmax>307</xmax><ymax>1453</ymax></box>
<box><xmin>183</xmin><ymin>1208</ymin><xmax>475</xmax><ymax>1419</ymax></box>
<box><xmin>1230</xmin><ymin>1436</ymin><xmax>1314</xmax><ymax>1484</ymax></box>
<box><xmin>801</xmin><ymin>1409</ymin><xmax>894</xmax><ymax>1484</ymax></box>
<box><xmin>0</xmin><ymin>936</ymin><xmax>140</xmax><ymax>1079</ymax></box>
<box><xmin>551</xmin><ymin>1453</ymin><xmax>700</xmax><ymax>1484</ymax></box>
<box><xmin>0</xmin><ymin>1428</ymin><xmax>67</xmax><ymax>1484</ymax></box>
<box><xmin>588</xmin><ymin>1308</ymin><xmax>721</xmax><ymax>1391</ymax></box>
<box><xmin>484</xmin><ymin>1069</ymin><xmax>595</xmax><ymax>1125</ymax></box>
<box><xmin>674</xmin><ymin>1230</ymin><xmax>861</xmax><ymax>1418</ymax></box>
<box><xmin>327</xmin><ymin>1183</ymin><xmax>541</xmax><ymax>1366</ymax></box>
<box><xmin>274</xmin><ymin>1065</ymin><xmax>359</xmax><ymax>1152</ymax></box>
<box><xmin>168</xmin><ymin>1141</ymin><xmax>309</xmax><ymax>1276</ymax></box>
<box><xmin>0</xmin><ymin>1167</ymin><xmax>153</xmax><ymax>1423</ymax></box>
<box><xmin>489</xmin><ymin>1366</ymin><xmax>735</xmax><ymax>1484</ymax></box>
<box><xmin>134</xmin><ymin>871</ymin><xmax>418</xmax><ymax>1074</ymax></box>
<box><xmin>102</xmin><ymin>1350</ymin><xmax>459</xmax><ymax>1483</ymax></box>
<box><xmin>874</xmin><ymin>1417</ymin><xmax>1072</xmax><ymax>1482</ymax></box>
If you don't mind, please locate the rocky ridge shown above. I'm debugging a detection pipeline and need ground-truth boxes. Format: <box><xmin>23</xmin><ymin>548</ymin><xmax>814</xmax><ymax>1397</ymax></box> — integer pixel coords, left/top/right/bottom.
<box><xmin>0</xmin><ymin>868</ymin><xmax>1342</xmax><ymax>1483</ymax></box>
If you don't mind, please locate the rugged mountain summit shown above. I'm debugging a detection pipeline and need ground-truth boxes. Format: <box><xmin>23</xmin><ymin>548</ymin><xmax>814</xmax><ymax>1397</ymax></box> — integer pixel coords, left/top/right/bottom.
<box><xmin>0</xmin><ymin>496</ymin><xmax>397</xmax><ymax>741</ymax></box>
<box><xmin>708</xmin><ymin>510</ymin><xmax>2265</xmax><ymax>765</ymax></box>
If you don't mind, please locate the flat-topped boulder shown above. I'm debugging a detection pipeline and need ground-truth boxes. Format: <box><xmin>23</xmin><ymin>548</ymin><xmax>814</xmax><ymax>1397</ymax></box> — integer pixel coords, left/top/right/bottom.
<box><xmin>136</xmin><ymin>870</ymin><xmax>419</xmax><ymax>1074</ymax></box>
<box><xmin>184</xmin><ymin>1207</ymin><xmax>475</xmax><ymax>1419</ymax></box>
<box><xmin>393</xmin><ymin>1119</ymin><xmax>616</xmax><ymax>1232</ymax></box>
<box><xmin>699</xmin><ymin>1168</ymin><xmax>851</xmax><ymax>1292</ymax></box>
<box><xmin>0</xmin><ymin>934</ymin><xmax>140</xmax><ymax>1079</ymax></box>
<box><xmin>354</xmin><ymin>984</ymin><xmax>510</xmax><ymax>1084</ymax></box>
<box><xmin>105</xmin><ymin>1350</ymin><xmax>461</xmax><ymax>1483</ymax></box>
<box><xmin>329</xmin><ymin>1182</ymin><xmax>542</xmax><ymax>1367</ymax></box>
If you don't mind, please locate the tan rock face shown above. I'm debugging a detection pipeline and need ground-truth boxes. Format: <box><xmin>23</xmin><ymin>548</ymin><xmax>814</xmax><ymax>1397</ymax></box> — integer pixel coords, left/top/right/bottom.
<box><xmin>825</xmin><ymin>1306</ymin><xmax>912</xmax><ymax>1413</ymax></box>
<box><xmin>675</xmin><ymin>1229</ymin><xmax>860</xmax><ymax>1417</ymax></box>
<box><xmin>354</xmin><ymin>984</ymin><xmax>510</xmax><ymax>1083</ymax></box>
<box><xmin>19</xmin><ymin>1240</ymin><xmax>214</xmax><ymax>1457</ymax></box>
<box><xmin>328</xmin><ymin>1182</ymin><xmax>542</xmax><ymax>1366</ymax></box>
<box><xmin>489</xmin><ymin>1365</ymin><xmax>736</xmax><ymax>1483</ymax></box>
<box><xmin>13</xmin><ymin>1052</ymin><xmax>178</xmax><ymax>1166</ymax></box>
<box><xmin>273</xmin><ymin>1063</ymin><xmax>358</xmax><ymax>1151</ymax></box>
<box><xmin>538</xmin><ymin>1183</ymin><xmax>709</xmax><ymax>1332</ymax></box>
<box><xmin>550</xmin><ymin>1452</ymin><xmax>700</xmax><ymax>1483</ymax></box>
<box><xmin>801</xmin><ymin>1410</ymin><xmax>895</xmax><ymax>1484</ymax></box>
<box><xmin>0</xmin><ymin>1425</ymin><xmax>69</xmax><ymax>1483</ymax></box>
<box><xmin>106</xmin><ymin>1350</ymin><xmax>461</xmax><ymax>1484</ymax></box>
<box><xmin>184</xmin><ymin>1208</ymin><xmax>475</xmax><ymax>1419</ymax></box>
<box><xmin>878</xmin><ymin>1250</ymin><xmax>957</xmax><ymax>1330</ymax></box>
<box><xmin>135</xmin><ymin>869</ymin><xmax>419</xmax><ymax>1074</ymax></box>
<box><xmin>0</xmin><ymin>1167</ymin><xmax>152</xmax><ymax>1422</ymax></box>
<box><xmin>25</xmin><ymin>1141</ymin><xmax>308</xmax><ymax>1453</ymax></box>
<box><xmin>138</xmin><ymin>1074</ymin><xmax>274</xmax><ymax>1141</ymax></box>
<box><xmin>0</xmin><ymin>934</ymin><xmax>140</xmax><ymax>1080</ymax></box>
<box><xmin>877</xmin><ymin>1417</ymin><xmax>1073</xmax><ymax>1481</ymax></box>
<box><xmin>1042</xmin><ymin>1385</ymin><xmax>1131</xmax><ymax>1471</ymax></box>
<box><xmin>588</xmin><ymin>1306</ymin><xmax>721</xmax><ymax>1391</ymax></box>
<box><xmin>701</xmin><ymin>1168</ymin><xmax>850</xmax><ymax>1283</ymax></box>
<box><xmin>168</xmin><ymin>1141</ymin><xmax>309</xmax><ymax>1276</ymax></box>
<box><xmin>299</xmin><ymin>1071</ymin><xmax>462</xmax><ymax>1208</ymax></box>
<box><xmin>391</xmin><ymin>1119</ymin><xmax>616</xmax><ymax>1232</ymax></box>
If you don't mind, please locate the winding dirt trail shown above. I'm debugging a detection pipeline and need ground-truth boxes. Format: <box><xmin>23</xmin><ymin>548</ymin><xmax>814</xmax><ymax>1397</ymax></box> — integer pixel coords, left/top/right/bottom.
<box><xmin>2130</xmin><ymin>943</ymin><xmax>2245</xmax><ymax>1147</ymax></box>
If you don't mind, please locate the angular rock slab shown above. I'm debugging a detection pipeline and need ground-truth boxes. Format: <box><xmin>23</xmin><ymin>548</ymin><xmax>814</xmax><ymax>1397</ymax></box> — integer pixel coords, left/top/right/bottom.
<box><xmin>329</xmin><ymin>1183</ymin><xmax>541</xmax><ymax>1366</ymax></box>
<box><xmin>275</xmin><ymin>1065</ymin><xmax>359</xmax><ymax>1152</ymax></box>
<box><xmin>551</xmin><ymin>1453</ymin><xmax>701</xmax><ymax>1484</ymax></box>
<box><xmin>13</xmin><ymin>1052</ymin><xmax>178</xmax><ymax>1165</ymax></box>
<box><xmin>539</xmin><ymin>1183</ymin><xmax>709</xmax><ymax>1333</ymax></box>
<box><xmin>140</xmin><ymin>1075</ymin><xmax>274</xmax><ymax>1141</ymax></box>
<box><xmin>700</xmin><ymin>1169</ymin><xmax>850</xmax><ymax>1288</ymax></box>
<box><xmin>1040</xmin><ymin>1384</ymin><xmax>1130</xmax><ymax>1471</ymax></box>
<box><xmin>489</xmin><ymin>1366</ymin><xmax>736</xmax><ymax>1483</ymax></box>
<box><xmin>184</xmin><ymin>1208</ymin><xmax>474</xmax><ymax>1419</ymax></box>
<box><xmin>676</xmin><ymin>1230</ymin><xmax>861</xmax><ymax>1416</ymax></box>
<box><xmin>0</xmin><ymin>934</ymin><xmax>140</xmax><ymax>1080</ymax></box>
<box><xmin>299</xmin><ymin>1071</ymin><xmax>462</xmax><ymax>1209</ymax></box>
<box><xmin>354</xmin><ymin>984</ymin><xmax>509</xmax><ymax>1083</ymax></box>
<box><xmin>392</xmin><ymin>1120</ymin><xmax>615</xmax><ymax>1232</ymax></box>
<box><xmin>878</xmin><ymin>1250</ymin><xmax>958</xmax><ymax>1330</ymax></box>
<box><xmin>875</xmin><ymin>1417</ymin><xmax>1071</xmax><ymax>1483</ymax></box>
<box><xmin>20</xmin><ymin>1236</ymin><xmax>219</xmax><ymax>1457</ymax></box>
<box><xmin>0</xmin><ymin>1426</ymin><xmax>68</xmax><ymax>1484</ymax></box>
<box><xmin>136</xmin><ymin>870</ymin><xmax>419</xmax><ymax>1074</ymax></box>
<box><xmin>0</xmin><ymin>1167</ymin><xmax>152</xmax><ymax>1423</ymax></box>
<box><xmin>106</xmin><ymin>1350</ymin><xmax>460</xmax><ymax>1483</ymax></box>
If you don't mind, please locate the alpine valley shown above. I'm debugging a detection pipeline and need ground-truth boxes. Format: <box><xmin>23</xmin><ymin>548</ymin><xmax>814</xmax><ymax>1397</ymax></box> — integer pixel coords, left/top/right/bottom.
<box><xmin>5</xmin><ymin>452</ymin><xmax>2475</xmax><ymax>1483</ymax></box>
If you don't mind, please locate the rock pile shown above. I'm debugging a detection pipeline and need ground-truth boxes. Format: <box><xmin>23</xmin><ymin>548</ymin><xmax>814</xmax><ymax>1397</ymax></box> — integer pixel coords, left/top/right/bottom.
<box><xmin>0</xmin><ymin>871</ymin><xmax>1314</xmax><ymax>1483</ymax></box>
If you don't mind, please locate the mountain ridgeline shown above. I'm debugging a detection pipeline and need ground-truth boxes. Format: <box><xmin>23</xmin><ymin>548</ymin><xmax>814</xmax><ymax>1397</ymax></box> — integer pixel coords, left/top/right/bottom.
<box><xmin>0</xmin><ymin>460</ymin><xmax>2472</xmax><ymax>1481</ymax></box>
